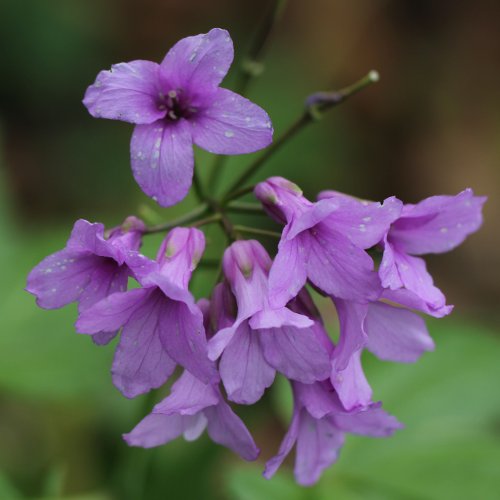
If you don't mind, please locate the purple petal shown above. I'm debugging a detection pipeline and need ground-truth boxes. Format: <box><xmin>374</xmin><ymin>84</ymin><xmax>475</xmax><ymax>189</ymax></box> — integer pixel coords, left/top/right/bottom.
<box><xmin>294</xmin><ymin>411</ymin><xmax>345</xmax><ymax>486</ymax></box>
<box><xmin>219</xmin><ymin>321</ymin><xmax>275</xmax><ymax>404</ymax></box>
<box><xmin>306</xmin><ymin>230</ymin><xmax>381</xmax><ymax>301</ymax></box>
<box><xmin>159</xmin><ymin>298</ymin><xmax>219</xmax><ymax>385</ymax></box>
<box><xmin>257</xmin><ymin>324</ymin><xmax>330</xmax><ymax>383</ymax></box>
<box><xmin>331</xmin><ymin>351</ymin><xmax>372</xmax><ymax>411</ymax></box>
<box><xmin>160</xmin><ymin>28</ymin><xmax>233</xmax><ymax>92</ymax></box>
<box><xmin>123</xmin><ymin>413</ymin><xmax>185</xmax><ymax>448</ymax></box>
<box><xmin>191</xmin><ymin>88</ymin><xmax>273</xmax><ymax>154</ymax></box>
<box><xmin>333</xmin><ymin>406</ymin><xmax>403</xmax><ymax>437</ymax></box>
<box><xmin>111</xmin><ymin>289</ymin><xmax>177</xmax><ymax>398</ymax></box>
<box><xmin>249</xmin><ymin>306</ymin><xmax>313</xmax><ymax>330</ymax></box>
<box><xmin>319</xmin><ymin>194</ymin><xmax>403</xmax><ymax>249</ymax></box>
<box><xmin>263</xmin><ymin>407</ymin><xmax>301</xmax><ymax>479</ymax></box>
<box><xmin>382</xmin><ymin>288</ymin><xmax>453</xmax><ymax>318</ymax></box>
<box><xmin>131</xmin><ymin>119</ymin><xmax>193</xmax><ymax>207</ymax></box>
<box><xmin>77</xmin><ymin>262</ymin><xmax>130</xmax><ymax>312</ymax></box>
<box><xmin>390</xmin><ymin>189</ymin><xmax>486</xmax><ymax>255</ymax></box>
<box><xmin>75</xmin><ymin>287</ymin><xmax>149</xmax><ymax>334</ymax></box>
<box><xmin>154</xmin><ymin>371</ymin><xmax>219</xmax><ymax>415</ymax></box>
<box><xmin>365</xmin><ymin>302</ymin><xmax>434</xmax><ymax>363</ymax></box>
<box><xmin>92</xmin><ymin>331</ymin><xmax>118</xmax><ymax>346</ymax></box>
<box><xmin>380</xmin><ymin>241</ymin><xmax>448</xmax><ymax>310</ymax></box>
<box><xmin>83</xmin><ymin>60</ymin><xmax>165</xmax><ymax>124</ymax></box>
<box><xmin>294</xmin><ymin>381</ymin><xmax>345</xmax><ymax>419</ymax></box>
<box><xmin>268</xmin><ymin>234</ymin><xmax>308</xmax><ymax>308</ymax></box>
<box><xmin>205</xmin><ymin>400</ymin><xmax>260</xmax><ymax>461</ymax></box>
<box><xmin>27</xmin><ymin>249</ymin><xmax>98</xmax><ymax>309</ymax></box>
<box><xmin>332</xmin><ymin>299</ymin><xmax>369</xmax><ymax>371</ymax></box>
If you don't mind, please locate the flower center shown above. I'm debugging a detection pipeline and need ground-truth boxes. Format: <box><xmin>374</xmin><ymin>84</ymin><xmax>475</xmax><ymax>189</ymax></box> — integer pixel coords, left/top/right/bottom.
<box><xmin>157</xmin><ymin>89</ymin><xmax>197</xmax><ymax>121</ymax></box>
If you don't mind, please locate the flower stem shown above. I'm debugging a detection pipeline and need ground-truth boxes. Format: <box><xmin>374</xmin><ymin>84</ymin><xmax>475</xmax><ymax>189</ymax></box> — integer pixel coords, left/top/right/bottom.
<box><xmin>142</xmin><ymin>203</ymin><xmax>209</xmax><ymax>234</ymax></box>
<box><xmin>232</xmin><ymin>225</ymin><xmax>281</xmax><ymax>239</ymax></box>
<box><xmin>226</xmin><ymin>201</ymin><xmax>265</xmax><ymax>215</ymax></box>
<box><xmin>207</xmin><ymin>0</ymin><xmax>288</xmax><ymax>193</ymax></box>
<box><xmin>223</xmin><ymin>70</ymin><xmax>380</xmax><ymax>202</ymax></box>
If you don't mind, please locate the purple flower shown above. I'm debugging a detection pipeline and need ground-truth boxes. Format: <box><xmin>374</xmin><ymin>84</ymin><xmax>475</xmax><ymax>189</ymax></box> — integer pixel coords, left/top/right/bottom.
<box><xmin>320</xmin><ymin>188</ymin><xmax>486</xmax><ymax>316</ymax></box>
<box><xmin>254</xmin><ymin>177</ymin><xmax>402</xmax><ymax>307</ymax></box>
<box><xmin>75</xmin><ymin>227</ymin><xmax>218</xmax><ymax>398</ymax></box>
<box><xmin>208</xmin><ymin>240</ymin><xmax>331</xmax><ymax>405</ymax></box>
<box><xmin>83</xmin><ymin>28</ymin><xmax>273</xmax><ymax>207</ymax></box>
<box><xmin>124</xmin><ymin>369</ymin><xmax>259</xmax><ymax>461</ymax></box>
<box><xmin>263</xmin><ymin>379</ymin><xmax>402</xmax><ymax>486</ymax></box>
<box><xmin>380</xmin><ymin>189</ymin><xmax>486</xmax><ymax>314</ymax></box>
<box><xmin>26</xmin><ymin>216</ymin><xmax>145</xmax><ymax>345</ymax></box>
<box><xmin>329</xmin><ymin>297</ymin><xmax>434</xmax><ymax>410</ymax></box>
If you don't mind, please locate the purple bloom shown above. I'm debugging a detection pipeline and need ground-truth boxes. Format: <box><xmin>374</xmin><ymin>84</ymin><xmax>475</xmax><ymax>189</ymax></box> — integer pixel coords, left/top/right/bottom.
<box><xmin>380</xmin><ymin>189</ymin><xmax>486</xmax><ymax>313</ymax></box>
<box><xmin>76</xmin><ymin>227</ymin><xmax>218</xmax><ymax>398</ymax></box>
<box><xmin>321</xmin><ymin>188</ymin><xmax>486</xmax><ymax>315</ymax></box>
<box><xmin>263</xmin><ymin>379</ymin><xmax>402</xmax><ymax>486</ymax></box>
<box><xmin>26</xmin><ymin>216</ymin><xmax>145</xmax><ymax>345</ymax></box>
<box><xmin>254</xmin><ymin>177</ymin><xmax>402</xmax><ymax>307</ymax></box>
<box><xmin>208</xmin><ymin>240</ymin><xmax>331</xmax><ymax>405</ymax></box>
<box><xmin>83</xmin><ymin>28</ymin><xmax>273</xmax><ymax>207</ymax></box>
<box><xmin>124</xmin><ymin>369</ymin><xmax>259</xmax><ymax>461</ymax></box>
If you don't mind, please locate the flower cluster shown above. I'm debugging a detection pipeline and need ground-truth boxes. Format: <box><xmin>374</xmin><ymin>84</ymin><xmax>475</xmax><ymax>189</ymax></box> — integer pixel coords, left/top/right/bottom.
<box><xmin>26</xmin><ymin>28</ymin><xmax>486</xmax><ymax>486</ymax></box>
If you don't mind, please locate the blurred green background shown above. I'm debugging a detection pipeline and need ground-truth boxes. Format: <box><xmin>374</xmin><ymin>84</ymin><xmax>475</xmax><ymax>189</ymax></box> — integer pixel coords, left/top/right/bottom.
<box><xmin>1</xmin><ymin>0</ymin><xmax>499</xmax><ymax>498</ymax></box>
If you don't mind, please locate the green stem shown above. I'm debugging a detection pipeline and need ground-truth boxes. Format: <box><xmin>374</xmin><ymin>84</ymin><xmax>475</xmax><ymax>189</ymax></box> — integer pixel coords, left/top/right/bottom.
<box><xmin>142</xmin><ymin>203</ymin><xmax>209</xmax><ymax>234</ymax></box>
<box><xmin>223</xmin><ymin>70</ymin><xmax>380</xmax><ymax>201</ymax></box>
<box><xmin>191</xmin><ymin>213</ymin><xmax>222</xmax><ymax>228</ymax></box>
<box><xmin>207</xmin><ymin>0</ymin><xmax>288</xmax><ymax>193</ymax></box>
<box><xmin>233</xmin><ymin>225</ymin><xmax>281</xmax><ymax>239</ymax></box>
<box><xmin>192</xmin><ymin>166</ymin><xmax>206</xmax><ymax>202</ymax></box>
<box><xmin>226</xmin><ymin>201</ymin><xmax>265</xmax><ymax>215</ymax></box>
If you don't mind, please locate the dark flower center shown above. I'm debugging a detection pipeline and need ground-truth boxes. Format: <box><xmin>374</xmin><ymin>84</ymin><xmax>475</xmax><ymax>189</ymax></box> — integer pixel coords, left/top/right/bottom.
<box><xmin>157</xmin><ymin>89</ymin><xmax>197</xmax><ymax>121</ymax></box>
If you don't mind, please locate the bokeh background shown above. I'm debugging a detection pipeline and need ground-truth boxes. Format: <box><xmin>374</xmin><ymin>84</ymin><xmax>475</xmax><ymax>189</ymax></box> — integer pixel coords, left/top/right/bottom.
<box><xmin>1</xmin><ymin>0</ymin><xmax>499</xmax><ymax>498</ymax></box>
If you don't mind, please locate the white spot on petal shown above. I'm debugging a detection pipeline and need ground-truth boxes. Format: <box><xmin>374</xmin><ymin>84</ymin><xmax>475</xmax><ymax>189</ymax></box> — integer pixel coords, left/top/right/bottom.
<box><xmin>224</xmin><ymin>130</ymin><xmax>234</xmax><ymax>138</ymax></box>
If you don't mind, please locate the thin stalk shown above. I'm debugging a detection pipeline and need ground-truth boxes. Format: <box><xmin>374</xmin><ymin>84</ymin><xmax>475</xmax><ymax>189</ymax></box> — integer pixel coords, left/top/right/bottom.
<box><xmin>226</xmin><ymin>201</ymin><xmax>265</xmax><ymax>215</ymax></box>
<box><xmin>223</xmin><ymin>70</ymin><xmax>380</xmax><ymax>202</ymax></box>
<box><xmin>233</xmin><ymin>225</ymin><xmax>281</xmax><ymax>239</ymax></box>
<box><xmin>207</xmin><ymin>0</ymin><xmax>288</xmax><ymax>193</ymax></box>
<box><xmin>142</xmin><ymin>203</ymin><xmax>209</xmax><ymax>235</ymax></box>
<box><xmin>191</xmin><ymin>213</ymin><xmax>222</xmax><ymax>228</ymax></box>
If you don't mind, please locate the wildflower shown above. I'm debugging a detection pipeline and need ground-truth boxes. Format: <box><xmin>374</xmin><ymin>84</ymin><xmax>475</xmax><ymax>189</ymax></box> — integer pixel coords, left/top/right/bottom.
<box><xmin>208</xmin><ymin>240</ymin><xmax>331</xmax><ymax>405</ymax></box>
<box><xmin>254</xmin><ymin>177</ymin><xmax>401</xmax><ymax>307</ymax></box>
<box><xmin>124</xmin><ymin>370</ymin><xmax>259</xmax><ymax>461</ymax></box>
<box><xmin>26</xmin><ymin>217</ymin><xmax>145</xmax><ymax>345</ymax></box>
<box><xmin>83</xmin><ymin>28</ymin><xmax>273</xmax><ymax>207</ymax></box>
<box><xmin>76</xmin><ymin>227</ymin><xmax>218</xmax><ymax>398</ymax></box>
<box><xmin>264</xmin><ymin>379</ymin><xmax>402</xmax><ymax>486</ymax></box>
<box><xmin>320</xmin><ymin>188</ymin><xmax>486</xmax><ymax>315</ymax></box>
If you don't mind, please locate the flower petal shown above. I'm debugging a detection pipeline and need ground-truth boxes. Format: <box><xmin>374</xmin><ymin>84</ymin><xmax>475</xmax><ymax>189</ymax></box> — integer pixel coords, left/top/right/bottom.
<box><xmin>27</xmin><ymin>249</ymin><xmax>98</xmax><ymax>309</ymax></box>
<box><xmin>131</xmin><ymin>119</ymin><xmax>194</xmax><ymax>207</ymax></box>
<box><xmin>160</xmin><ymin>28</ymin><xmax>233</xmax><ymax>93</ymax></box>
<box><xmin>205</xmin><ymin>400</ymin><xmax>260</xmax><ymax>461</ymax></box>
<box><xmin>123</xmin><ymin>413</ymin><xmax>184</xmax><ymax>448</ymax></box>
<box><xmin>333</xmin><ymin>406</ymin><xmax>403</xmax><ymax>437</ymax></box>
<box><xmin>390</xmin><ymin>189</ymin><xmax>486</xmax><ymax>255</ymax></box>
<box><xmin>294</xmin><ymin>411</ymin><xmax>344</xmax><ymax>486</ymax></box>
<box><xmin>263</xmin><ymin>407</ymin><xmax>301</xmax><ymax>479</ymax></box>
<box><xmin>257</xmin><ymin>324</ymin><xmax>331</xmax><ymax>383</ymax></box>
<box><xmin>380</xmin><ymin>240</ymin><xmax>448</xmax><ymax>310</ymax></box>
<box><xmin>219</xmin><ymin>321</ymin><xmax>275</xmax><ymax>404</ymax></box>
<box><xmin>382</xmin><ymin>288</ymin><xmax>453</xmax><ymax>318</ymax></box>
<box><xmin>365</xmin><ymin>302</ymin><xmax>434</xmax><ymax>363</ymax></box>
<box><xmin>306</xmin><ymin>230</ymin><xmax>381</xmax><ymax>301</ymax></box>
<box><xmin>154</xmin><ymin>370</ymin><xmax>219</xmax><ymax>415</ymax></box>
<box><xmin>331</xmin><ymin>351</ymin><xmax>372</xmax><ymax>411</ymax></box>
<box><xmin>318</xmin><ymin>193</ymin><xmax>403</xmax><ymax>249</ymax></box>
<box><xmin>191</xmin><ymin>88</ymin><xmax>273</xmax><ymax>154</ymax></box>
<box><xmin>83</xmin><ymin>60</ymin><xmax>165</xmax><ymax>124</ymax></box>
<box><xmin>268</xmin><ymin>234</ymin><xmax>308</xmax><ymax>308</ymax></box>
<box><xmin>111</xmin><ymin>289</ymin><xmax>176</xmax><ymax>398</ymax></box>
<box><xmin>159</xmin><ymin>299</ymin><xmax>219</xmax><ymax>385</ymax></box>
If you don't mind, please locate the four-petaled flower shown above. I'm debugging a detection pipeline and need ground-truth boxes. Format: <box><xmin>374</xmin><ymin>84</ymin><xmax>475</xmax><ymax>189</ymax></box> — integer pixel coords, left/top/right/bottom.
<box><xmin>83</xmin><ymin>28</ymin><xmax>273</xmax><ymax>207</ymax></box>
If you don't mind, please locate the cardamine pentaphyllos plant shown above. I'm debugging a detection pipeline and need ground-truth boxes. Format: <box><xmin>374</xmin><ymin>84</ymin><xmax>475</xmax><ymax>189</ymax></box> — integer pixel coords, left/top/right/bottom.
<box><xmin>26</xmin><ymin>21</ymin><xmax>486</xmax><ymax>486</ymax></box>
